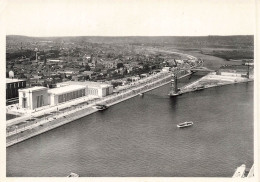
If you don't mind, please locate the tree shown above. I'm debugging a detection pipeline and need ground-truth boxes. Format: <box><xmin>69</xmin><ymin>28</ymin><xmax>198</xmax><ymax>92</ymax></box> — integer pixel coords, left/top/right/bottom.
<box><xmin>143</xmin><ymin>64</ymin><xmax>150</xmax><ymax>72</ymax></box>
<box><xmin>117</xmin><ymin>63</ymin><xmax>124</xmax><ymax>69</ymax></box>
<box><xmin>84</xmin><ymin>65</ymin><xmax>91</xmax><ymax>71</ymax></box>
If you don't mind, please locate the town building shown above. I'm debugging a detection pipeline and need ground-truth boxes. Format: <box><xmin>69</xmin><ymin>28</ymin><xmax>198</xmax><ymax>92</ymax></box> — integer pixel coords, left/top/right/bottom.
<box><xmin>162</xmin><ymin>67</ymin><xmax>171</xmax><ymax>72</ymax></box>
<box><xmin>129</xmin><ymin>76</ymin><xmax>140</xmax><ymax>82</ymax></box>
<box><xmin>6</xmin><ymin>78</ymin><xmax>26</xmax><ymax>101</ymax></box>
<box><xmin>47</xmin><ymin>59</ymin><xmax>64</xmax><ymax>63</ymax></box>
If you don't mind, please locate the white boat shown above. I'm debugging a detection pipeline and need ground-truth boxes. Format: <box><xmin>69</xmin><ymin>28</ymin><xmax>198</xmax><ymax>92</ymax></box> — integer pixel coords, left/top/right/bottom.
<box><xmin>232</xmin><ymin>164</ymin><xmax>246</xmax><ymax>178</ymax></box>
<box><xmin>67</xmin><ymin>172</ymin><xmax>79</xmax><ymax>177</ymax></box>
<box><xmin>177</xmin><ymin>121</ymin><xmax>193</xmax><ymax>128</ymax></box>
<box><xmin>95</xmin><ymin>104</ymin><xmax>108</xmax><ymax>111</ymax></box>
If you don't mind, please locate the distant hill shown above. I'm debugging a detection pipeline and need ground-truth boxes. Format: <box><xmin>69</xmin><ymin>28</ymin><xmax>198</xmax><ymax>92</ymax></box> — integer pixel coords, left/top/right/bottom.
<box><xmin>7</xmin><ymin>35</ymin><xmax>253</xmax><ymax>49</ymax></box>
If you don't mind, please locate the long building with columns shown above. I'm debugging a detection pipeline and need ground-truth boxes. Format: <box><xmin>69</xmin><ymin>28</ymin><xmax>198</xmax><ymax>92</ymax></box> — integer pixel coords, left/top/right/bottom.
<box><xmin>18</xmin><ymin>81</ymin><xmax>113</xmax><ymax>110</ymax></box>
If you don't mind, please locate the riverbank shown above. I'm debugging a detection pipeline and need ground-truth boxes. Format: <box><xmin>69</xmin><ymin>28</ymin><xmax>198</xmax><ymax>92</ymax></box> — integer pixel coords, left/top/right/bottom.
<box><xmin>8</xmin><ymin>69</ymin><xmax>252</xmax><ymax>147</ymax></box>
<box><xmin>179</xmin><ymin>72</ymin><xmax>253</xmax><ymax>94</ymax></box>
<box><xmin>7</xmin><ymin>72</ymin><xmax>175</xmax><ymax>147</ymax></box>
<box><xmin>7</xmin><ymin>76</ymin><xmax>254</xmax><ymax>177</ymax></box>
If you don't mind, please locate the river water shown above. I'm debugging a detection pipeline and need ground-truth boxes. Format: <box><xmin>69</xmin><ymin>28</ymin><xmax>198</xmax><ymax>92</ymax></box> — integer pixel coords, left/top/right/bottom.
<box><xmin>7</xmin><ymin>77</ymin><xmax>253</xmax><ymax>177</ymax></box>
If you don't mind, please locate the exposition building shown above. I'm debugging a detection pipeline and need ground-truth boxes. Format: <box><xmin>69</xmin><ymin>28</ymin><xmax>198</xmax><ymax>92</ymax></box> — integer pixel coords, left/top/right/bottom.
<box><xmin>56</xmin><ymin>81</ymin><xmax>113</xmax><ymax>98</ymax></box>
<box><xmin>18</xmin><ymin>81</ymin><xmax>113</xmax><ymax>110</ymax></box>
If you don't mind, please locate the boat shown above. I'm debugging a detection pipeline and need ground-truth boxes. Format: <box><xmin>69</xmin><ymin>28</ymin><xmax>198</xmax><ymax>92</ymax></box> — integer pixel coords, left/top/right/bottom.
<box><xmin>95</xmin><ymin>104</ymin><xmax>108</xmax><ymax>111</ymax></box>
<box><xmin>169</xmin><ymin>92</ymin><xmax>182</xmax><ymax>97</ymax></box>
<box><xmin>177</xmin><ymin>121</ymin><xmax>193</xmax><ymax>128</ymax></box>
<box><xmin>67</xmin><ymin>172</ymin><xmax>79</xmax><ymax>177</ymax></box>
<box><xmin>139</xmin><ymin>93</ymin><xmax>144</xmax><ymax>96</ymax></box>
<box><xmin>232</xmin><ymin>164</ymin><xmax>246</xmax><ymax>178</ymax></box>
<box><xmin>196</xmin><ymin>86</ymin><xmax>205</xmax><ymax>90</ymax></box>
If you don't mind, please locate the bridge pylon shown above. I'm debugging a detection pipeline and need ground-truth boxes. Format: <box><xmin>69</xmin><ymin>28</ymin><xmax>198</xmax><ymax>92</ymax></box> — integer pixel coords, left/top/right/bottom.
<box><xmin>169</xmin><ymin>73</ymin><xmax>179</xmax><ymax>96</ymax></box>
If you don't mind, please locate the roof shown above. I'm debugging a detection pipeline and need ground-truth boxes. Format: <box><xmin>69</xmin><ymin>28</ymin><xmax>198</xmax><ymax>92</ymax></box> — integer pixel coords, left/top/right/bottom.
<box><xmin>57</xmin><ymin>81</ymin><xmax>112</xmax><ymax>88</ymax></box>
<box><xmin>48</xmin><ymin>85</ymin><xmax>86</xmax><ymax>95</ymax></box>
<box><xmin>48</xmin><ymin>59</ymin><xmax>64</xmax><ymax>62</ymax></box>
<box><xmin>6</xmin><ymin>78</ymin><xmax>25</xmax><ymax>84</ymax></box>
<box><xmin>19</xmin><ymin>86</ymin><xmax>48</xmax><ymax>92</ymax></box>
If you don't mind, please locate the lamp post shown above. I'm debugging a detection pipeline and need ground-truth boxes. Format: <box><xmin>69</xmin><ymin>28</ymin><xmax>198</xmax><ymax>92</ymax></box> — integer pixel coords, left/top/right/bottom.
<box><xmin>15</xmin><ymin>125</ymin><xmax>18</xmax><ymax>141</ymax></box>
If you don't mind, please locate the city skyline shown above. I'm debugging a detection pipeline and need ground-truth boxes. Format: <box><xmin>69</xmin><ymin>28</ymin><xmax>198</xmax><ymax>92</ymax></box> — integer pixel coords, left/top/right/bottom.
<box><xmin>2</xmin><ymin>0</ymin><xmax>255</xmax><ymax>37</ymax></box>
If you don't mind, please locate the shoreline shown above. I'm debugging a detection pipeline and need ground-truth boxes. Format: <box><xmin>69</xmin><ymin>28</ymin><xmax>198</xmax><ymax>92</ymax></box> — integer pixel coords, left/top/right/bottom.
<box><xmin>7</xmin><ymin>73</ymin><xmax>173</xmax><ymax>147</ymax></box>
<box><xmin>7</xmin><ymin>71</ymin><xmax>253</xmax><ymax>147</ymax></box>
<box><xmin>6</xmin><ymin>48</ymin><xmax>253</xmax><ymax>147</ymax></box>
<box><xmin>7</xmin><ymin>72</ymin><xmax>252</xmax><ymax>147</ymax></box>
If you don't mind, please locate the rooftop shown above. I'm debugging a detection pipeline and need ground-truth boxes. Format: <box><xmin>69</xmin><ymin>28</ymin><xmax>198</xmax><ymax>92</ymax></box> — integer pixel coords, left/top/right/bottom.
<box><xmin>6</xmin><ymin>78</ymin><xmax>25</xmax><ymax>84</ymax></box>
<box><xmin>19</xmin><ymin>86</ymin><xmax>48</xmax><ymax>92</ymax></box>
<box><xmin>48</xmin><ymin>59</ymin><xmax>64</xmax><ymax>62</ymax></box>
<box><xmin>57</xmin><ymin>81</ymin><xmax>112</xmax><ymax>88</ymax></box>
<box><xmin>48</xmin><ymin>85</ymin><xmax>86</xmax><ymax>95</ymax></box>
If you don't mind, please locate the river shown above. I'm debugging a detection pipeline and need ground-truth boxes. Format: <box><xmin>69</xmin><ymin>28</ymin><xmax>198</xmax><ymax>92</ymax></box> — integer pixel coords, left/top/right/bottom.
<box><xmin>6</xmin><ymin>76</ymin><xmax>253</xmax><ymax>177</ymax></box>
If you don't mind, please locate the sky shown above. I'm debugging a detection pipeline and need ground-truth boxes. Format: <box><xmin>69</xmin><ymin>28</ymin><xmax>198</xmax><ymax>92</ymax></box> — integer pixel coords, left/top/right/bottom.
<box><xmin>1</xmin><ymin>0</ymin><xmax>256</xmax><ymax>37</ymax></box>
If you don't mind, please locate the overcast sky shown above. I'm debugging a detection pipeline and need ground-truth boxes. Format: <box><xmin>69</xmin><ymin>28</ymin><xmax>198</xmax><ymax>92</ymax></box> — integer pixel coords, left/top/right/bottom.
<box><xmin>2</xmin><ymin>0</ymin><xmax>255</xmax><ymax>37</ymax></box>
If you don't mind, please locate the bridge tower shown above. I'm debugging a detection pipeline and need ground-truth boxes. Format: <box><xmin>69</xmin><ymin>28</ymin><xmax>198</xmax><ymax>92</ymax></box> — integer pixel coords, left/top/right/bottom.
<box><xmin>170</xmin><ymin>73</ymin><xmax>178</xmax><ymax>96</ymax></box>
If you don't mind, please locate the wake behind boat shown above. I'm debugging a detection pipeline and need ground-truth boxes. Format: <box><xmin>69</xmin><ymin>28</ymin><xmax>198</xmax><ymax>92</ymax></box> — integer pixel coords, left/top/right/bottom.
<box><xmin>177</xmin><ymin>121</ymin><xmax>193</xmax><ymax>128</ymax></box>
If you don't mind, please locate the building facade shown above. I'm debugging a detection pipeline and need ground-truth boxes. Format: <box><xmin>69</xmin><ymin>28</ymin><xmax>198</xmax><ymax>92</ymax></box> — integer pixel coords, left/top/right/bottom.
<box><xmin>18</xmin><ymin>81</ymin><xmax>113</xmax><ymax>110</ymax></box>
<box><xmin>56</xmin><ymin>81</ymin><xmax>113</xmax><ymax>98</ymax></box>
<box><xmin>6</xmin><ymin>78</ymin><xmax>26</xmax><ymax>100</ymax></box>
<box><xmin>18</xmin><ymin>87</ymin><xmax>49</xmax><ymax>110</ymax></box>
<box><xmin>47</xmin><ymin>85</ymin><xmax>86</xmax><ymax>106</ymax></box>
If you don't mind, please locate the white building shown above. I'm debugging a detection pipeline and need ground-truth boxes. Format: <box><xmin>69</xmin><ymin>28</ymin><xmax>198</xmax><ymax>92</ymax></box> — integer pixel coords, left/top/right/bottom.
<box><xmin>47</xmin><ymin>85</ymin><xmax>86</xmax><ymax>106</ymax></box>
<box><xmin>162</xmin><ymin>67</ymin><xmax>171</xmax><ymax>72</ymax></box>
<box><xmin>18</xmin><ymin>81</ymin><xmax>113</xmax><ymax>110</ymax></box>
<box><xmin>220</xmin><ymin>72</ymin><xmax>242</xmax><ymax>77</ymax></box>
<box><xmin>47</xmin><ymin>59</ymin><xmax>64</xmax><ymax>63</ymax></box>
<box><xmin>18</xmin><ymin>87</ymin><xmax>49</xmax><ymax>110</ymax></box>
<box><xmin>87</xmin><ymin>82</ymin><xmax>113</xmax><ymax>97</ymax></box>
<box><xmin>175</xmin><ymin>60</ymin><xmax>184</xmax><ymax>64</ymax></box>
<box><xmin>56</xmin><ymin>81</ymin><xmax>113</xmax><ymax>98</ymax></box>
<box><xmin>130</xmin><ymin>76</ymin><xmax>140</xmax><ymax>82</ymax></box>
<box><xmin>244</xmin><ymin>62</ymin><xmax>254</xmax><ymax>66</ymax></box>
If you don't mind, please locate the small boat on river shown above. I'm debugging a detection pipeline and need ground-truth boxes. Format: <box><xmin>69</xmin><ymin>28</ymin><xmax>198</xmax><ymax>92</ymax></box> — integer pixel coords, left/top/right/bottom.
<box><xmin>177</xmin><ymin>121</ymin><xmax>193</xmax><ymax>128</ymax></box>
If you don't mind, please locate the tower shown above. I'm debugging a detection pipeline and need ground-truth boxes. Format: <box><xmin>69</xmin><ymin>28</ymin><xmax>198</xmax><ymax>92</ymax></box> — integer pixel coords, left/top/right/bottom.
<box><xmin>246</xmin><ymin>61</ymin><xmax>250</xmax><ymax>79</ymax></box>
<box><xmin>170</xmin><ymin>73</ymin><xmax>178</xmax><ymax>95</ymax></box>
<box><xmin>34</xmin><ymin>48</ymin><xmax>38</xmax><ymax>62</ymax></box>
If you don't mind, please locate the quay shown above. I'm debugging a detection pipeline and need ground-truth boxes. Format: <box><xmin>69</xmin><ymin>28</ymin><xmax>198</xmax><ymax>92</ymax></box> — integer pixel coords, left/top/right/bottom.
<box><xmin>7</xmin><ymin>69</ymin><xmax>252</xmax><ymax>147</ymax></box>
<box><xmin>176</xmin><ymin>72</ymin><xmax>253</xmax><ymax>96</ymax></box>
<box><xmin>7</xmin><ymin>71</ymin><xmax>178</xmax><ymax>147</ymax></box>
